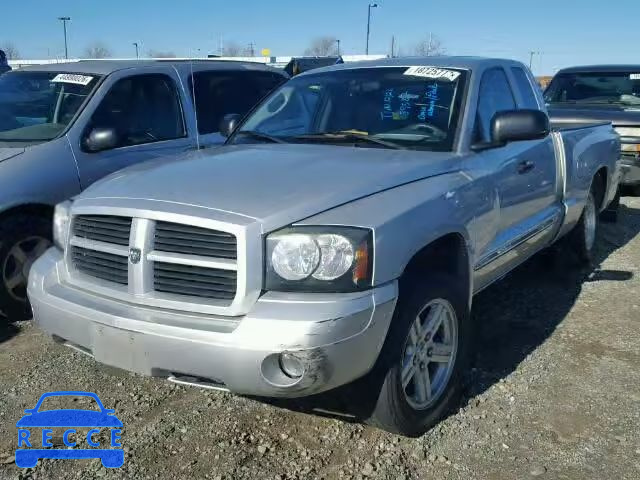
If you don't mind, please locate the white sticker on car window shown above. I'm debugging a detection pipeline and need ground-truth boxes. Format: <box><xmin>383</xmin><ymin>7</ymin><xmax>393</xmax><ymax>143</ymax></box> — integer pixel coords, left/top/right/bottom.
<box><xmin>51</xmin><ymin>74</ymin><xmax>94</xmax><ymax>86</ymax></box>
<box><xmin>630</xmin><ymin>73</ymin><xmax>640</xmax><ymax>80</ymax></box>
<box><xmin>403</xmin><ymin>66</ymin><xmax>461</xmax><ymax>82</ymax></box>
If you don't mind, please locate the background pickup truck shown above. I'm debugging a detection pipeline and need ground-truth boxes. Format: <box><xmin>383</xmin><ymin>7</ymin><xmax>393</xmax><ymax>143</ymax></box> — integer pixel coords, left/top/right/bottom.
<box><xmin>545</xmin><ymin>65</ymin><xmax>640</xmax><ymax>195</ymax></box>
<box><xmin>0</xmin><ymin>60</ymin><xmax>287</xmax><ymax>320</ymax></box>
<box><xmin>29</xmin><ymin>57</ymin><xmax>620</xmax><ymax>437</ymax></box>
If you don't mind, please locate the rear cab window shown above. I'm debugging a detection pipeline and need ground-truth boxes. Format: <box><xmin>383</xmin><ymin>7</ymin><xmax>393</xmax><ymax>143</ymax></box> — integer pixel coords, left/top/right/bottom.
<box><xmin>189</xmin><ymin>70</ymin><xmax>286</xmax><ymax>135</ymax></box>
<box><xmin>511</xmin><ymin>67</ymin><xmax>540</xmax><ymax>109</ymax></box>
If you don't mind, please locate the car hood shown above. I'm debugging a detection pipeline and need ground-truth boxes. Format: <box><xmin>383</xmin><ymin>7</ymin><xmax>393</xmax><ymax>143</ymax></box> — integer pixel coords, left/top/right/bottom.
<box><xmin>0</xmin><ymin>147</ymin><xmax>25</xmax><ymax>163</ymax></box>
<box><xmin>548</xmin><ymin>104</ymin><xmax>640</xmax><ymax>126</ymax></box>
<box><xmin>82</xmin><ymin>144</ymin><xmax>462</xmax><ymax>231</ymax></box>
<box><xmin>16</xmin><ymin>409</ymin><xmax>123</xmax><ymax>427</ymax></box>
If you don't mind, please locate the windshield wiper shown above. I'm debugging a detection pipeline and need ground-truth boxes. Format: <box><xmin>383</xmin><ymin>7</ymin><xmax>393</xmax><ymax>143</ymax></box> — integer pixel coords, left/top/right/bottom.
<box><xmin>292</xmin><ymin>131</ymin><xmax>405</xmax><ymax>150</ymax></box>
<box><xmin>233</xmin><ymin>130</ymin><xmax>287</xmax><ymax>144</ymax></box>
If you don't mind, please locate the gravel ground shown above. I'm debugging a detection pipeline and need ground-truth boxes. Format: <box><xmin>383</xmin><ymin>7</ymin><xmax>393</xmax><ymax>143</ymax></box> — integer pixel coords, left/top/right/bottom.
<box><xmin>0</xmin><ymin>197</ymin><xmax>639</xmax><ymax>480</ymax></box>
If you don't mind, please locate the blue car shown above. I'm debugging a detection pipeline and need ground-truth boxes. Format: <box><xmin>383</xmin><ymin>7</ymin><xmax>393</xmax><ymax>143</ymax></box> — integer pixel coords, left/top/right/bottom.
<box><xmin>16</xmin><ymin>391</ymin><xmax>123</xmax><ymax>468</ymax></box>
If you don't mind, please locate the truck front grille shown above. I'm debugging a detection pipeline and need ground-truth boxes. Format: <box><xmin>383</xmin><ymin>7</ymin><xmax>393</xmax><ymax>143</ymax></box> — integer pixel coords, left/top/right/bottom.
<box><xmin>67</xmin><ymin>214</ymin><xmax>241</xmax><ymax>310</ymax></box>
<box><xmin>73</xmin><ymin>215</ymin><xmax>132</xmax><ymax>246</ymax></box>
<box><xmin>71</xmin><ymin>246</ymin><xmax>128</xmax><ymax>285</ymax></box>
<box><xmin>154</xmin><ymin>262</ymin><xmax>237</xmax><ymax>300</ymax></box>
<box><xmin>154</xmin><ymin>222</ymin><xmax>237</xmax><ymax>259</ymax></box>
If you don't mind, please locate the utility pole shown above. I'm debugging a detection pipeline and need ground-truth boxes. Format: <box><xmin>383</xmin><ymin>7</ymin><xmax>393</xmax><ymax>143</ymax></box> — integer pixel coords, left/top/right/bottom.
<box><xmin>528</xmin><ymin>51</ymin><xmax>539</xmax><ymax>70</ymax></box>
<box><xmin>58</xmin><ymin>16</ymin><xmax>71</xmax><ymax>59</ymax></box>
<box><xmin>133</xmin><ymin>42</ymin><xmax>139</xmax><ymax>59</ymax></box>
<box><xmin>336</xmin><ymin>39</ymin><xmax>340</xmax><ymax>56</ymax></box>
<box><xmin>248</xmin><ymin>42</ymin><xmax>255</xmax><ymax>57</ymax></box>
<box><xmin>366</xmin><ymin>3</ymin><xmax>378</xmax><ymax>55</ymax></box>
<box><xmin>390</xmin><ymin>35</ymin><xmax>395</xmax><ymax>58</ymax></box>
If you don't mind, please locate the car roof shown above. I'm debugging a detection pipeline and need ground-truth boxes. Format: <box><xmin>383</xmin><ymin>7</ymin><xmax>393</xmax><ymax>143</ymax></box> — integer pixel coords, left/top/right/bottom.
<box><xmin>16</xmin><ymin>59</ymin><xmax>287</xmax><ymax>77</ymax></box>
<box><xmin>555</xmin><ymin>65</ymin><xmax>640</xmax><ymax>74</ymax></box>
<box><xmin>297</xmin><ymin>56</ymin><xmax>527</xmax><ymax>77</ymax></box>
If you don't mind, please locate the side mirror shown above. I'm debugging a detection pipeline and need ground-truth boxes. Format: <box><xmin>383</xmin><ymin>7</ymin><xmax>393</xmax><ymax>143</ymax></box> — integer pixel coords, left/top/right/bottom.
<box><xmin>491</xmin><ymin>109</ymin><xmax>550</xmax><ymax>144</ymax></box>
<box><xmin>84</xmin><ymin>127</ymin><xmax>119</xmax><ymax>152</ymax></box>
<box><xmin>219</xmin><ymin>113</ymin><xmax>242</xmax><ymax>138</ymax></box>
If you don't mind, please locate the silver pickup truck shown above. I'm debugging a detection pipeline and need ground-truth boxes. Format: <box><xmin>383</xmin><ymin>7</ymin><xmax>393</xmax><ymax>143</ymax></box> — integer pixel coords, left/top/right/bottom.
<box><xmin>0</xmin><ymin>60</ymin><xmax>287</xmax><ymax>319</ymax></box>
<box><xmin>28</xmin><ymin>57</ymin><xmax>620</xmax><ymax>436</ymax></box>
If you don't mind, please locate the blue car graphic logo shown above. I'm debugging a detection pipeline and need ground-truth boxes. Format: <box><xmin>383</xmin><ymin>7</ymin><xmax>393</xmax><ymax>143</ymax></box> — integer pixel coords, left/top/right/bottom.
<box><xmin>15</xmin><ymin>391</ymin><xmax>123</xmax><ymax>468</ymax></box>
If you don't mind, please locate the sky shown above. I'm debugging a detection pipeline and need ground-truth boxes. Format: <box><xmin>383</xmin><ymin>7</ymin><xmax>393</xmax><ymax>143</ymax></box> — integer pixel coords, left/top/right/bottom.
<box><xmin>1</xmin><ymin>0</ymin><xmax>638</xmax><ymax>75</ymax></box>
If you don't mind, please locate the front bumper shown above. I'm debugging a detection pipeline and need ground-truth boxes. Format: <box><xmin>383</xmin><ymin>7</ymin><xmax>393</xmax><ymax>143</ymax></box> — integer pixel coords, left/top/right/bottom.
<box><xmin>28</xmin><ymin>249</ymin><xmax>398</xmax><ymax>398</ymax></box>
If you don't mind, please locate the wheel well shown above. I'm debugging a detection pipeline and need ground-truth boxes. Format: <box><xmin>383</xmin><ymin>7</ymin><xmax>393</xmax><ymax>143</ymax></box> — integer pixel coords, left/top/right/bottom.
<box><xmin>593</xmin><ymin>167</ymin><xmax>607</xmax><ymax>210</ymax></box>
<box><xmin>402</xmin><ymin>233</ymin><xmax>470</xmax><ymax>297</ymax></box>
<box><xmin>0</xmin><ymin>204</ymin><xmax>54</xmax><ymax>223</ymax></box>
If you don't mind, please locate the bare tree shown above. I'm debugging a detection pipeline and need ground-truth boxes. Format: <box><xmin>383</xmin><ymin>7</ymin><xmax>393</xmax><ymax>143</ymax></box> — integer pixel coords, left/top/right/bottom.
<box><xmin>84</xmin><ymin>42</ymin><xmax>112</xmax><ymax>59</ymax></box>
<box><xmin>304</xmin><ymin>36</ymin><xmax>339</xmax><ymax>56</ymax></box>
<box><xmin>0</xmin><ymin>42</ymin><xmax>20</xmax><ymax>60</ymax></box>
<box><xmin>221</xmin><ymin>42</ymin><xmax>243</xmax><ymax>57</ymax></box>
<box><xmin>146</xmin><ymin>49</ymin><xmax>177</xmax><ymax>58</ymax></box>
<box><xmin>414</xmin><ymin>35</ymin><xmax>446</xmax><ymax>56</ymax></box>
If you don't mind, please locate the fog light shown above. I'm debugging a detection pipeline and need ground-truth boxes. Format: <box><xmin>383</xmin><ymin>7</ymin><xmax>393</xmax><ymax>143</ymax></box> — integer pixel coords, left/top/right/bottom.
<box><xmin>278</xmin><ymin>353</ymin><xmax>304</xmax><ymax>379</ymax></box>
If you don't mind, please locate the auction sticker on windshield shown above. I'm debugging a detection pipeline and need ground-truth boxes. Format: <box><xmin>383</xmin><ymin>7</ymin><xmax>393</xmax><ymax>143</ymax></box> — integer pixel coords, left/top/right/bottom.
<box><xmin>51</xmin><ymin>73</ymin><xmax>94</xmax><ymax>85</ymax></box>
<box><xmin>630</xmin><ymin>74</ymin><xmax>640</xmax><ymax>80</ymax></box>
<box><xmin>404</xmin><ymin>66</ymin><xmax>461</xmax><ymax>82</ymax></box>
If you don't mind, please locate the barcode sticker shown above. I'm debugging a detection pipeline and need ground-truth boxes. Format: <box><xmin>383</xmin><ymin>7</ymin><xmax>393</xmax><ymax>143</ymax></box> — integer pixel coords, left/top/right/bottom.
<box><xmin>404</xmin><ymin>66</ymin><xmax>461</xmax><ymax>82</ymax></box>
<box><xmin>51</xmin><ymin>74</ymin><xmax>94</xmax><ymax>86</ymax></box>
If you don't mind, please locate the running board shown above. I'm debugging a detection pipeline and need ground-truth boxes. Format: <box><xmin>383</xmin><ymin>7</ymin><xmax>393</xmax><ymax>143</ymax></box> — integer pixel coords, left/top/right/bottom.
<box><xmin>167</xmin><ymin>375</ymin><xmax>230</xmax><ymax>392</ymax></box>
<box><xmin>63</xmin><ymin>341</ymin><xmax>94</xmax><ymax>358</ymax></box>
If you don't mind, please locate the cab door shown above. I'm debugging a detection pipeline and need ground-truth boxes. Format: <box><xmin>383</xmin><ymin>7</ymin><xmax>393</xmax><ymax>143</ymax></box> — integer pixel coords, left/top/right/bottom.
<box><xmin>67</xmin><ymin>66</ymin><xmax>193</xmax><ymax>189</ymax></box>
<box><xmin>473</xmin><ymin>67</ymin><xmax>558</xmax><ymax>288</ymax></box>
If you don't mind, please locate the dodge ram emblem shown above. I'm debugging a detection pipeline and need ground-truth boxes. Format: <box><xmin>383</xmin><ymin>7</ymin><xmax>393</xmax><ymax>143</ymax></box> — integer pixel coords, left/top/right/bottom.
<box><xmin>128</xmin><ymin>248</ymin><xmax>141</xmax><ymax>264</ymax></box>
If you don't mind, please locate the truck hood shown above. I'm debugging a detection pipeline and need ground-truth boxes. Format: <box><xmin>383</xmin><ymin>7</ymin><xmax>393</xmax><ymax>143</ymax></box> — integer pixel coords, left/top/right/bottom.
<box><xmin>548</xmin><ymin>104</ymin><xmax>640</xmax><ymax>126</ymax></box>
<box><xmin>82</xmin><ymin>144</ymin><xmax>462</xmax><ymax>231</ymax></box>
<box><xmin>0</xmin><ymin>147</ymin><xmax>25</xmax><ymax>164</ymax></box>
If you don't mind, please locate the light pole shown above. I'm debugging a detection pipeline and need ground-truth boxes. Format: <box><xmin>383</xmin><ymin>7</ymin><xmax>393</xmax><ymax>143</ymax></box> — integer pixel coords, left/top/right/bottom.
<box><xmin>336</xmin><ymin>39</ymin><xmax>340</xmax><ymax>56</ymax></box>
<box><xmin>58</xmin><ymin>17</ymin><xmax>71</xmax><ymax>59</ymax></box>
<box><xmin>366</xmin><ymin>3</ymin><xmax>378</xmax><ymax>55</ymax></box>
<box><xmin>133</xmin><ymin>42</ymin><xmax>139</xmax><ymax>59</ymax></box>
<box><xmin>528</xmin><ymin>51</ymin><xmax>540</xmax><ymax>70</ymax></box>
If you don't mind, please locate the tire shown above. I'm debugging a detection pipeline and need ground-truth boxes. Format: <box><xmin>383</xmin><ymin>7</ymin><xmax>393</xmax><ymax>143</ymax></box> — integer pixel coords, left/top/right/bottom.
<box><xmin>600</xmin><ymin>188</ymin><xmax>620</xmax><ymax>223</ymax></box>
<box><xmin>0</xmin><ymin>214</ymin><xmax>52</xmax><ymax>322</ymax></box>
<box><xmin>367</xmin><ymin>274</ymin><xmax>471</xmax><ymax>437</ymax></box>
<box><xmin>566</xmin><ymin>187</ymin><xmax>598</xmax><ymax>266</ymax></box>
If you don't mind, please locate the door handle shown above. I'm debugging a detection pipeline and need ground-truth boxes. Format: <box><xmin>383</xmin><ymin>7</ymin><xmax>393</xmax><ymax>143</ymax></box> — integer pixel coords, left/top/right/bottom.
<box><xmin>517</xmin><ymin>160</ymin><xmax>535</xmax><ymax>174</ymax></box>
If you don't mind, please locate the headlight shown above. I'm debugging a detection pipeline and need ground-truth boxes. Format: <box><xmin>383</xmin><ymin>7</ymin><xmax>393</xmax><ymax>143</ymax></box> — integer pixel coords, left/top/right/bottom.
<box><xmin>265</xmin><ymin>226</ymin><xmax>373</xmax><ymax>292</ymax></box>
<box><xmin>53</xmin><ymin>201</ymin><xmax>72</xmax><ymax>249</ymax></box>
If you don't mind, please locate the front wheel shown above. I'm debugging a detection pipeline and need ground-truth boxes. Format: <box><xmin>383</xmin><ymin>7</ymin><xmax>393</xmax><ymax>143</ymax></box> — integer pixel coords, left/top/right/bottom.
<box><xmin>367</xmin><ymin>275</ymin><xmax>471</xmax><ymax>436</ymax></box>
<box><xmin>0</xmin><ymin>215</ymin><xmax>52</xmax><ymax>322</ymax></box>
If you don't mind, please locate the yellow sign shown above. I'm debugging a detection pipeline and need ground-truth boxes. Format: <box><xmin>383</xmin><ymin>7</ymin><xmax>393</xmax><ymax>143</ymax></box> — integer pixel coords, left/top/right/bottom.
<box><xmin>261</xmin><ymin>48</ymin><xmax>271</xmax><ymax>57</ymax></box>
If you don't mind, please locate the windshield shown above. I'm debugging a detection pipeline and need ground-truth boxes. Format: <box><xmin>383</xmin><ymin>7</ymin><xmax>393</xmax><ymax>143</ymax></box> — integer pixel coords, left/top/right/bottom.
<box><xmin>544</xmin><ymin>71</ymin><xmax>640</xmax><ymax>107</ymax></box>
<box><xmin>231</xmin><ymin>66</ymin><xmax>467</xmax><ymax>151</ymax></box>
<box><xmin>0</xmin><ymin>71</ymin><xmax>101</xmax><ymax>147</ymax></box>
